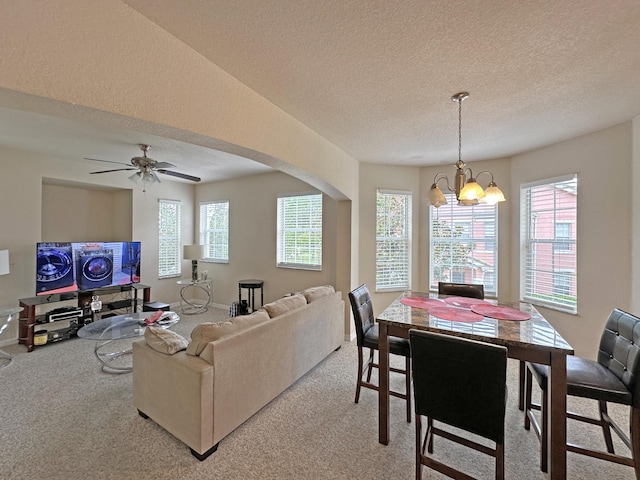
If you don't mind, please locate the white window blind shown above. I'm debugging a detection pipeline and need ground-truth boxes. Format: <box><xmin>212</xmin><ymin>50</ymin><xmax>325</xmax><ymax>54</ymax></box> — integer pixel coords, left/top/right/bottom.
<box><xmin>276</xmin><ymin>193</ymin><xmax>322</xmax><ymax>270</ymax></box>
<box><xmin>158</xmin><ymin>199</ymin><xmax>182</xmax><ymax>278</ymax></box>
<box><xmin>376</xmin><ymin>189</ymin><xmax>412</xmax><ymax>291</ymax></box>
<box><xmin>521</xmin><ymin>175</ymin><xmax>577</xmax><ymax>313</ymax></box>
<box><xmin>199</xmin><ymin>201</ymin><xmax>229</xmax><ymax>263</ymax></box>
<box><xmin>429</xmin><ymin>194</ymin><xmax>498</xmax><ymax>296</ymax></box>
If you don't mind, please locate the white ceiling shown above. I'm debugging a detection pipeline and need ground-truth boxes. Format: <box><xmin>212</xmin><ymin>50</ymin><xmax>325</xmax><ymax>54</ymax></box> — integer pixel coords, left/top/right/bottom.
<box><xmin>2</xmin><ymin>0</ymin><xmax>640</xmax><ymax>182</ymax></box>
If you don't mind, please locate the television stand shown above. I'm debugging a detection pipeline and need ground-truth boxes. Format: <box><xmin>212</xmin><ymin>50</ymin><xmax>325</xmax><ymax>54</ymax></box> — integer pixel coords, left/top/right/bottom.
<box><xmin>18</xmin><ymin>284</ymin><xmax>150</xmax><ymax>352</ymax></box>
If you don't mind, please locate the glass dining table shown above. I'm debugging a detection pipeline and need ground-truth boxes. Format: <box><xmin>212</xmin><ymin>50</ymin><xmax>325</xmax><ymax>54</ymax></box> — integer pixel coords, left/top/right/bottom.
<box><xmin>376</xmin><ymin>291</ymin><xmax>574</xmax><ymax>479</ymax></box>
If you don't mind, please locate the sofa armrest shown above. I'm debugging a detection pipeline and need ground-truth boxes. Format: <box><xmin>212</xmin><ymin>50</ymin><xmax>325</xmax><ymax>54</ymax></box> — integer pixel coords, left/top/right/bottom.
<box><xmin>132</xmin><ymin>340</ymin><xmax>215</xmax><ymax>455</ymax></box>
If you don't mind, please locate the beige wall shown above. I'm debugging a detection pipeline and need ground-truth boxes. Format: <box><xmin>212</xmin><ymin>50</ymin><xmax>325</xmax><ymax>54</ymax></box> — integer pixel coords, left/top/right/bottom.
<box><xmin>194</xmin><ymin>171</ymin><xmax>338</xmax><ymax>307</ymax></box>
<box><xmin>510</xmin><ymin>122</ymin><xmax>633</xmax><ymax>357</ymax></box>
<box><xmin>633</xmin><ymin>115</ymin><xmax>640</xmax><ymax>315</ymax></box>
<box><xmin>41</xmin><ymin>182</ymin><xmax>132</xmax><ymax>242</ymax></box>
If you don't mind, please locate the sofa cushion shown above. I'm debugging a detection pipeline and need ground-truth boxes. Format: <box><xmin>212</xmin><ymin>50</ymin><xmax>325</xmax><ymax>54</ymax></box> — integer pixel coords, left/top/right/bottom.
<box><xmin>263</xmin><ymin>294</ymin><xmax>306</xmax><ymax>318</ymax></box>
<box><xmin>186</xmin><ymin>309</ymin><xmax>269</xmax><ymax>356</ymax></box>
<box><xmin>301</xmin><ymin>285</ymin><xmax>335</xmax><ymax>303</ymax></box>
<box><xmin>144</xmin><ymin>325</ymin><xmax>189</xmax><ymax>355</ymax></box>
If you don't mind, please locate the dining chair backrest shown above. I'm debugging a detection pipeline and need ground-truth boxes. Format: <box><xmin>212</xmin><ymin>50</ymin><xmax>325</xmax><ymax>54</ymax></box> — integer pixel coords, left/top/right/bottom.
<box><xmin>410</xmin><ymin>329</ymin><xmax>507</xmax><ymax>443</ymax></box>
<box><xmin>348</xmin><ymin>284</ymin><xmax>375</xmax><ymax>348</ymax></box>
<box><xmin>438</xmin><ymin>281</ymin><xmax>484</xmax><ymax>299</ymax></box>
<box><xmin>597</xmin><ymin>308</ymin><xmax>640</xmax><ymax>407</ymax></box>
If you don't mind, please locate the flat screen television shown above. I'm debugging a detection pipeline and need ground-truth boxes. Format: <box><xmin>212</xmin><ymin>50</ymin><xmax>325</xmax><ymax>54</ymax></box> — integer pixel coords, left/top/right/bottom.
<box><xmin>36</xmin><ymin>241</ymin><xmax>141</xmax><ymax>295</ymax></box>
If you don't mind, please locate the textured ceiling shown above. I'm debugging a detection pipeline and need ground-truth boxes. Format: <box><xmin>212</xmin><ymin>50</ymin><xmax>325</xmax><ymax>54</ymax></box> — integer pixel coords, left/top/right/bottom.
<box><xmin>1</xmin><ymin>1</ymin><xmax>639</xmax><ymax>183</ymax></box>
<box><xmin>123</xmin><ymin>0</ymin><xmax>640</xmax><ymax>166</ymax></box>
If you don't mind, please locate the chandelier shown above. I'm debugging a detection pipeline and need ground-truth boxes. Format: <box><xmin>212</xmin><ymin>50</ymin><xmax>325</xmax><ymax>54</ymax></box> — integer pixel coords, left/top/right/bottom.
<box><xmin>427</xmin><ymin>92</ymin><xmax>506</xmax><ymax>207</ymax></box>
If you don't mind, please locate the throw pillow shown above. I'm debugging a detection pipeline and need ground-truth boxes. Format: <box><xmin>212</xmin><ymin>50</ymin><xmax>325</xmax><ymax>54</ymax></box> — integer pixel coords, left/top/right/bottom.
<box><xmin>144</xmin><ymin>326</ymin><xmax>189</xmax><ymax>355</ymax></box>
<box><xmin>263</xmin><ymin>294</ymin><xmax>306</xmax><ymax>318</ymax></box>
<box><xmin>186</xmin><ymin>309</ymin><xmax>269</xmax><ymax>356</ymax></box>
<box><xmin>301</xmin><ymin>285</ymin><xmax>335</xmax><ymax>303</ymax></box>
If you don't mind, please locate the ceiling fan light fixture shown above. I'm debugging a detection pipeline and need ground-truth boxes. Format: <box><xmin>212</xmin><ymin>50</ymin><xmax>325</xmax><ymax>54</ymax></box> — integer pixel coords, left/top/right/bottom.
<box><xmin>128</xmin><ymin>172</ymin><xmax>141</xmax><ymax>184</ymax></box>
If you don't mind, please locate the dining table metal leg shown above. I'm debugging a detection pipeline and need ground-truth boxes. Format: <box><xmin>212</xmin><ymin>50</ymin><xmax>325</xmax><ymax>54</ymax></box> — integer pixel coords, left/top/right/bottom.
<box><xmin>378</xmin><ymin>321</ymin><xmax>390</xmax><ymax>445</ymax></box>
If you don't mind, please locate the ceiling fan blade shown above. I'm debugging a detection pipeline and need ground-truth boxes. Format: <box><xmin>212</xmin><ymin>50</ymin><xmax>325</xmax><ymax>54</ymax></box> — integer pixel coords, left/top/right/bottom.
<box><xmin>157</xmin><ymin>169</ymin><xmax>201</xmax><ymax>182</ymax></box>
<box><xmin>153</xmin><ymin>161</ymin><xmax>176</xmax><ymax>169</ymax></box>
<box><xmin>90</xmin><ymin>168</ymin><xmax>137</xmax><ymax>174</ymax></box>
<box><xmin>84</xmin><ymin>157</ymin><xmax>131</xmax><ymax>167</ymax></box>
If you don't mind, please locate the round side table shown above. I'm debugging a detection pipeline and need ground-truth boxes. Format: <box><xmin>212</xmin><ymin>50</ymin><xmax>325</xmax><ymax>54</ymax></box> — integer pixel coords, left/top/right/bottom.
<box><xmin>177</xmin><ymin>278</ymin><xmax>213</xmax><ymax>315</ymax></box>
<box><xmin>238</xmin><ymin>279</ymin><xmax>264</xmax><ymax>313</ymax></box>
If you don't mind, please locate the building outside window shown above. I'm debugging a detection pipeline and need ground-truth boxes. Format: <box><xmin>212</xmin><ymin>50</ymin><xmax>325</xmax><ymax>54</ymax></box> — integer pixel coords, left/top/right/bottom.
<box><xmin>158</xmin><ymin>199</ymin><xmax>182</xmax><ymax>278</ymax></box>
<box><xmin>199</xmin><ymin>200</ymin><xmax>229</xmax><ymax>263</ymax></box>
<box><xmin>376</xmin><ymin>189</ymin><xmax>412</xmax><ymax>291</ymax></box>
<box><xmin>429</xmin><ymin>194</ymin><xmax>498</xmax><ymax>296</ymax></box>
<box><xmin>276</xmin><ymin>193</ymin><xmax>322</xmax><ymax>270</ymax></box>
<box><xmin>520</xmin><ymin>174</ymin><xmax>577</xmax><ymax>313</ymax></box>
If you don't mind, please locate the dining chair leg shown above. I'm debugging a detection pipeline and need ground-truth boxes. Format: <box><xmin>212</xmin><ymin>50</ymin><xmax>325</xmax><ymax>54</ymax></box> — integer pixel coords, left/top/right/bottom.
<box><xmin>415</xmin><ymin>414</ymin><xmax>423</xmax><ymax>480</ymax></box>
<box><xmin>631</xmin><ymin>406</ymin><xmax>640</xmax><ymax>479</ymax></box>
<box><xmin>427</xmin><ymin>417</ymin><xmax>434</xmax><ymax>454</ymax></box>
<box><xmin>598</xmin><ymin>400</ymin><xmax>615</xmax><ymax>453</ymax></box>
<box><xmin>496</xmin><ymin>440</ymin><xmax>505</xmax><ymax>480</ymax></box>
<box><xmin>366</xmin><ymin>349</ymin><xmax>375</xmax><ymax>382</ymax></box>
<box><xmin>518</xmin><ymin>360</ymin><xmax>525</xmax><ymax>411</ymax></box>
<box><xmin>405</xmin><ymin>356</ymin><xmax>411</xmax><ymax>423</ymax></box>
<box><xmin>524</xmin><ymin>366</ymin><xmax>532</xmax><ymax>430</ymax></box>
<box><xmin>355</xmin><ymin>347</ymin><xmax>364</xmax><ymax>403</ymax></box>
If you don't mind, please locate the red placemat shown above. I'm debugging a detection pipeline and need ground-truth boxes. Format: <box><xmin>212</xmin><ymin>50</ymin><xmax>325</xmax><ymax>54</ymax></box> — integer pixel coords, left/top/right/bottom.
<box><xmin>471</xmin><ymin>303</ymin><xmax>531</xmax><ymax>321</ymax></box>
<box><xmin>444</xmin><ymin>296</ymin><xmax>490</xmax><ymax>309</ymax></box>
<box><xmin>400</xmin><ymin>297</ymin><xmax>445</xmax><ymax>309</ymax></box>
<box><xmin>428</xmin><ymin>306</ymin><xmax>484</xmax><ymax>323</ymax></box>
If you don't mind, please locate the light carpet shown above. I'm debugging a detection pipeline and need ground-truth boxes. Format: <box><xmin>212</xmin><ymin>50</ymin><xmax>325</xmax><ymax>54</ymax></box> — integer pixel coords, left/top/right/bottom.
<box><xmin>0</xmin><ymin>307</ymin><xmax>636</xmax><ymax>479</ymax></box>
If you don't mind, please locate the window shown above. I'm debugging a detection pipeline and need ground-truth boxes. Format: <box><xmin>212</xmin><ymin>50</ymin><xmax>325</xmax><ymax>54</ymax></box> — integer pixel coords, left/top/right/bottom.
<box><xmin>376</xmin><ymin>189</ymin><xmax>412</xmax><ymax>291</ymax></box>
<box><xmin>554</xmin><ymin>222</ymin><xmax>572</xmax><ymax>252</ymax></box>
<box><xmin>429</xmin><ymin>194</ymin><xmax>498</xmax><ymax>297</ymax></box>
<box><xmin>199</xmin><ymin>201</ymin><xmax>229</xmax><ymax>263</ymax></box>
<box><xmin>276</xmin><ymin>193</ymin><xmax>322</xmax><ymax>270</ymax></box>
<box><xmin>158</xmin><ymin>199</ymin><xmax>182</xmax><ymax>278</ymax></box>
<box><xmin>521</xmin><ymin>174</ymin><xmax>577</xmax><ymax>313</ymax></box>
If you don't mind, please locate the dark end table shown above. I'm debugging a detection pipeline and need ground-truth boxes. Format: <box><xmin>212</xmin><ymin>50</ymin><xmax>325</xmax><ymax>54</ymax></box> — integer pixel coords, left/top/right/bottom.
<box><xmin>238</xmin><ymin>279</ymin><xmax>264</xmax><ymax>313</ymax></box>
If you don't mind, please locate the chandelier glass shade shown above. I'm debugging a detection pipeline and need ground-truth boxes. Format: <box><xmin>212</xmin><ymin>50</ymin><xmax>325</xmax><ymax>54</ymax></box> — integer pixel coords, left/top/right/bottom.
<box><xmin>427</xmin><ymin>92</ymin><xmax>506</xmax><ymax>207</ymax></box>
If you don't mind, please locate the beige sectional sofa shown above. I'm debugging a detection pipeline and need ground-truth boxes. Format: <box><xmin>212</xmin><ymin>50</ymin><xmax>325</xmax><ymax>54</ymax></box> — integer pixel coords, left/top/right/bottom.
<box><xmin>132</xmin><ymin>285</ymin><xmax>344</xmax><ymax>460</ymax></box>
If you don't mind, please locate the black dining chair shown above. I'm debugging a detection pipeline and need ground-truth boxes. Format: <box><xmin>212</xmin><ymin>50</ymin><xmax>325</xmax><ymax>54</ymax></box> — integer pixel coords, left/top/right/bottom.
<box><xmin>524</xmin><ymin>308</ymin><xmax>640</xmax><ymax>475</ymax></box>
<box><xmin>437</xmin><ymin>282</ymin><xmax>531</xmax><ymax>413</ymax></box>
<box><xmin>437</xmin><ymin>281</ymin><xmax>485</xmax><ymax>299</ymax></box>
<box><xmin>410</xmin><ymin>329</ymin><xmax>508</xmax><ymax>480</ymax></box>
<box><xmin>348</xmin><ymin>284</ymin><xmax>411</xmax><ymax>423</ymax></box>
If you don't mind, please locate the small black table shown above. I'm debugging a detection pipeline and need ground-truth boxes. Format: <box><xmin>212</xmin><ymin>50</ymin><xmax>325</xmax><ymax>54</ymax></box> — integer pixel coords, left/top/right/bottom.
<box><xmin>238</xmin><ymin>279</ymin><xmax>264</xmax><ymax>313</ymax></box>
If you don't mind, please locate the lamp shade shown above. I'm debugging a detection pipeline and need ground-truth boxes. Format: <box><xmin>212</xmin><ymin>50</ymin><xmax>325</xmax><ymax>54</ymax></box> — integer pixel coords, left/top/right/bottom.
<box><xmin>483</xmin><ymin>183</ymin><xmax>506</xmax><ymax>205</ymax></box>
<box><xmin>427</xmin><ymin>184</ymin><xmax>448</xmax><ymax>208</ymax></box>
<box><xmin>459</xmin><ymin>179</ymin><xmax>485</xmax><ymax>201</ymax></box>
<box><xmin>0</xmin><ymin>250</ymin><xmax>9</xmax><ymax>275</ymax></box>
<box><xmin>183</xmin><ymin>245</ymin><xmax>206</xmax><ymax>260</ymax></box>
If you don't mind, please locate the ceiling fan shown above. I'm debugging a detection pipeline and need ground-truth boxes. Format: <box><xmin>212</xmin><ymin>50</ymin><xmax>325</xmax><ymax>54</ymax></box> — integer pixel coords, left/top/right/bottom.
<box><xmin>86</xmin><ymin>144</ymin><xmax>201</xmax><ymax>190</ymax></box>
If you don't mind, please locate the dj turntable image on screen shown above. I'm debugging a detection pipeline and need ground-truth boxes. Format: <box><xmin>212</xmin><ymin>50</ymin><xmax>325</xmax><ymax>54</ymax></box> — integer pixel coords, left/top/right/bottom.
<box><xmin>36</xmin><ymin>241</ymin><xmax>140</xmax><ymax>295</ymax></box>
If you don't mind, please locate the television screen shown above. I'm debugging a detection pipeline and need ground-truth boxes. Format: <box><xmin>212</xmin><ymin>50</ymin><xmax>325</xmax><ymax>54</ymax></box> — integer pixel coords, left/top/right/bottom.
<box><xmin>36</xmin><ymin>241</ymin><xmax>141</xmax><ymax>295</ymax></box>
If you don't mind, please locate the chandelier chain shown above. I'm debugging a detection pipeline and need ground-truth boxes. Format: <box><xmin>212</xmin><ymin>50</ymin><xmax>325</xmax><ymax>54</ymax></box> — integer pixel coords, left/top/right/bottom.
<box><xmin>458</xmin><ymin>98</ymin><xmax>463</xmax><ymax>164</ymax></box>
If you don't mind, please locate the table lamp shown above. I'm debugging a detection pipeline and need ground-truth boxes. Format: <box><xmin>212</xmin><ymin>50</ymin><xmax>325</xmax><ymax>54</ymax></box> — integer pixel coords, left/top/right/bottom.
<box><xmin>0</xmin><ymin>250</ymin><xmax>9</xmax><ymax>276</ymax></box>
<box><xmin>183</xmin><ymin>245</ymin><xmax>205</xmax><ymax>282</ymax></box>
